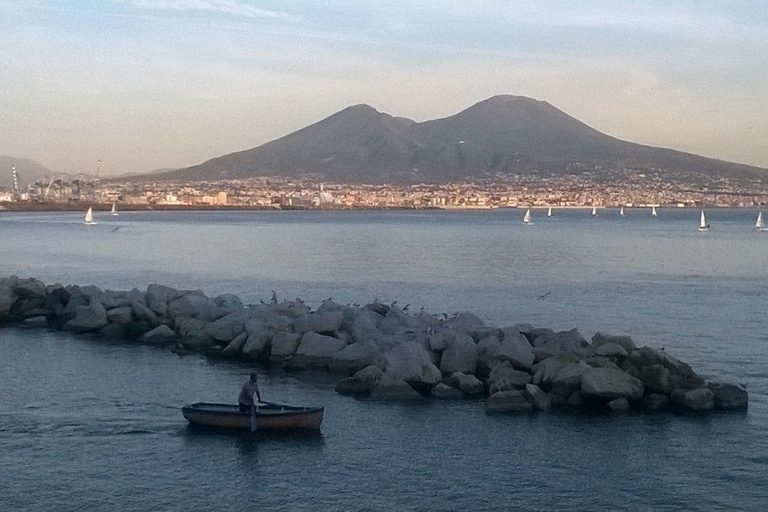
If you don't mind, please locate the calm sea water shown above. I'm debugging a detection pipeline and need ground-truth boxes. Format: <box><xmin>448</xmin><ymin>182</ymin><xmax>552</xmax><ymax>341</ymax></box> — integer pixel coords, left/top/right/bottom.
<box><xmin>1</xmin><ymin>208</ymin><xmax>767</xmax><ymax>510</ymax></box>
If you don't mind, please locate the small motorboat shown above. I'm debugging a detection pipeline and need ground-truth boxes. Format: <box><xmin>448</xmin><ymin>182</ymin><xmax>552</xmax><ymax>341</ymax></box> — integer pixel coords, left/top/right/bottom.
<box><xmin>182</xmin><ymin>402</ymin><xmax>324</xmax><ymax>431</ymax></box>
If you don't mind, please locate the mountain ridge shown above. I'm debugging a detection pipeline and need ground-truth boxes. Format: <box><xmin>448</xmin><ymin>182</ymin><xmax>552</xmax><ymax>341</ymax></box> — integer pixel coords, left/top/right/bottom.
<box><xmin>129</xmin><ymin>95</ymin><xmax>768</xmax><ymax>184</ymax></box>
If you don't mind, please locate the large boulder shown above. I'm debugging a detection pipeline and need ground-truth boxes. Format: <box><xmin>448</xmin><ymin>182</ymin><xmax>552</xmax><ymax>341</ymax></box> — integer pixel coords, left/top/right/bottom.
<box><xmin>369</xmin><ymin>376</ymin><xmax>425</xmax><ymax>403</ymax></box>
<box><xmin>130</xmin><ymin>301</ymin><xmax>159</xmax><ymax>325</ymax></box>
<box><xmin>221</xmin><ymin>331</ymin><xmax>249</xmax><ymax>358</ymax></box>
<box><xmin>432</xmin><ymin>383</ymin><xmax>464</xmax><ymax>400</ymax></box>
<box><xmin>708</xmin><ymin>382</ymin><xmax>748</xmax><ymax>410</ymax></box>
<box><xmin>383</xmin><ymin>342</ymin><xmax>441</xmax><ymax>389</ymax></box>
<box><xmin>269</xmin><ymin>331</ymin><xmax>302</xmax><ymax>362</ymax></box>
<box><xmin>550</xmin><ymin>361</ymin><xmax>591</xmax><ymax>397</ymax></box>
<box><xmin>439</xmin><ymin>332</ymin><xmax>478</xmax><ymax>375</ymax></box>
<box><xmin>639</xmin><ymin>364</ymin><xmax>671</xmax><ymax>395</ymax></box>
<box><xmin>335</xmin><ymin>365</ymin><xmax>385</xmax><ymax>396</ymax></box>
<box><xmin>581</xmin><ymin>367</ymin><xmax>645</xmax><ymax>403</ymax></box>
<box><xmin>450</xmin><ymin>372</ymin><xmax>485</xmax><ymax>396</ymax></box>
<box><xmin>0</xmin><ymin>283</ymin><xmax>18</xmax><ymax>320</ymax></box>
<box><xmin>288</xmin><ymin>332</ymin><xmax>346</xmax><ymax>369</ymax></box>
<box><xmin>593</xmin><ymin>343</ymin><xmax>628</xmax><ymax>358</ymax></box>
<box><xmin>141</xmin><ymin>324</ymin><xmax>178</xmax><ymax>344</ymax></box>
<box><xmin>532</xmin><ymin>329</ymin><xmax>590</xmax><ymax>360</ymax></box>
<box><xmin>293</xmin><ymin>310</ymin><xmax>344</xmax><ymax>335</ymax></box>
<box><xmin>328</xmin><ymin>342</ymin><xmax>385</xmax><ymax>375</ymax></box>
<box><xmin>145</xmin><ymin>283</ymin><xmax>183</xmax><ymax>316</ymax></box>
<box><xmin>168</xmin><ymin>294</ymin><xmax>223</xmax><ymax>323</ymax></box>
<box><xmin>492</xmin><ymin>330</ymin><xmax>535</xmax><ymax>371</ymax></box>
<box><xmin>675</xmin><ymin>387</ymin><xmax>715</xmax><ymax>411</ymax></box>
<box><xmin>525</xmin><ymin>383</ymin><xmax>551</xmax><ymax>411</ymax></box>
<box><xmin>591</xmin><ymin>332</ymin><xmax>637</xmax><ymax>353</ymax></box>
<box><xmin>205</xmin><ymin>310</ymin><xmax>250</xmax><ymax>342</ymax></box>
<box><xmin>241</xmin><ymin>320</ymin><xmax>274</xmax><ymax>360</ymax></box>
<box><xmin>485</xmin><ymin>390</ymin><xmax>533</xmax><ymax>413</ymax></box>
<box><xmin>488</xmin><ymin>361</ymin><xmax>532</xmax><ymax>394</ymax></box>
<box><xmin>106</xmin><ymin>306</ymin><xmax>134</xmax><ymax>325</ymax></box>
<box><xmin>64</xmin><ymin>300</ymin><xmax>109</xmax><ymax>333</ymax></box>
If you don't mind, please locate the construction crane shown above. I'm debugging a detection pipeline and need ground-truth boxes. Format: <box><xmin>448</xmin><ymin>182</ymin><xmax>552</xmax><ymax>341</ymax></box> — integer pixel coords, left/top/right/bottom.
<box><xmin>11</xmin><ymin>165</ymin><xmax>20</xmax><ymax>201</ymax></box>
<box><xmin>44</xmin><ymin>175</ymin><xmax>56</xmax><ymax>200</ymax></box>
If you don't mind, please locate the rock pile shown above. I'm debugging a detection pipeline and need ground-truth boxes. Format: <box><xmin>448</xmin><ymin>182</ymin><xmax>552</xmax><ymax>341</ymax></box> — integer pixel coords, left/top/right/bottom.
<box><xmin>0</xmin><ymin>276</ymin><xmax>748</xmax><ymax>413</ymax></box>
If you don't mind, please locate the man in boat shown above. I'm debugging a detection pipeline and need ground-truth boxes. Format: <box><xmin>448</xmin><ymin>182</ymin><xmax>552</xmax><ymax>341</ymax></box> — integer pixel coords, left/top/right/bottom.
<box><xmin>238</xmin><ymin>373</ymin><xmax>263</xmax><ymax>412</ymax></box>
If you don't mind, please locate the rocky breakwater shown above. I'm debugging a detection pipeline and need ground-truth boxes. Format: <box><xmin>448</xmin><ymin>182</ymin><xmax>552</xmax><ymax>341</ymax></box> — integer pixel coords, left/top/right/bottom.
<box><xmin>0</xmin><ymin>276</ymin><xmax>748</xmax><ymax>413</ymax></box>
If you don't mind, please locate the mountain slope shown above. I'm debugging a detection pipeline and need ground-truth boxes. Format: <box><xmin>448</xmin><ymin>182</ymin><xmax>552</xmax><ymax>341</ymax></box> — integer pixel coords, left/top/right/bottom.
<box><xmin>147</xmin><ymin>95</ymin><xmax>768</xmax><ymax>184</ymax></box>
<box><xmin>0</xmin><ymin>156</ymin><xmax>55</xmax><ymax>188</ymax></box>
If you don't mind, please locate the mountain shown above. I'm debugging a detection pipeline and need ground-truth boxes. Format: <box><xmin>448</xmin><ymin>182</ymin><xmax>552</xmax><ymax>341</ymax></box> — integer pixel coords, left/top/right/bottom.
<box><xmin>0</xmin><ymin>156</ymin><xmax>55</xmax><ymax>188</ymax></box>
<box><xmin>144</xmin><ymin>95</ymin><xmax>768</xmax><ymax>184</ymax></box>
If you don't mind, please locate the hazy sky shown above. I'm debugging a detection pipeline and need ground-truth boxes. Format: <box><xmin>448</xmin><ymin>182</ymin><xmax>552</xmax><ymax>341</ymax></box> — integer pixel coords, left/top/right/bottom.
<box><xmin>1</xmin><ymin>0</ymin><xmax>767</xmax><ymax>176</ymax></box>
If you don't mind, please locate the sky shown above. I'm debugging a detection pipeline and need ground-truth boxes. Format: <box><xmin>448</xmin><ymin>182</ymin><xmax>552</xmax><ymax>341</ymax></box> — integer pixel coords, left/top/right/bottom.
<box><xmin>1</xmin><ymin>0</ymin><xmax>767</xmax><ymax>177</ymax></box>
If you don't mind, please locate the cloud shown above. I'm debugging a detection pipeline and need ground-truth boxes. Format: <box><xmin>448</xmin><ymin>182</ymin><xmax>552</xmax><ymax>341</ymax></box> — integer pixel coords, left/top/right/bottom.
<box><xmin>124</xmin><ymin>0</ymin><xmax>296</xmax><ymax>21</ymax></box>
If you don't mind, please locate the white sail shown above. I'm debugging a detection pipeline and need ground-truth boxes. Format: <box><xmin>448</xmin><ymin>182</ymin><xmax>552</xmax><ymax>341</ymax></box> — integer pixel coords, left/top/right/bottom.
<box><xmin>698</xmin><ymin>209</ymin><xmax>709</xmax><ymax>231</ymax></box>
<box><xmin>84</xmin><ymin>207</ymin><xmax>96</xmax><ymax>225</ymax></box>
<box><xmin>591</xmin><ymin>207</ymin><xmax>597</xmax><ymax>216</ymax></box>
<box><xmin>651</xmin><ymin>206</ymin><xmax>657</xmax><ymax>217</ymax></box>
<box><xmin>547</xmin><ymin>207</ymin><xmax>552</xmax><ymax>217</ymax></box>
<box><xmin>110</xmin><ymin>202</ymin><xmax>118</xmax><ymax>216</ymax></box>
<box><xmin>620</xmin><ymin>206</ymin><xmax>625</xmax><ymax>217</ymax></box>
<box><xmin>522</xmin><ymin>208</ymin><xmax>532</xmax><ymax>224</ymax></box>
<box><xmin>755</xmin><ymin>211</ymin><xmax>766</xmax><ymax>231</ymax></box>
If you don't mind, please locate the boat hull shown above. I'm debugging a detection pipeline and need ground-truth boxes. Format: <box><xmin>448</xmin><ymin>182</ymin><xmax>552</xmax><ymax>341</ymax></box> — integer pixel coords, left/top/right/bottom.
<box><xmin>182</xmin><ymin>402</ymin><xmax>323</xmax><ymax>431</ymax></box>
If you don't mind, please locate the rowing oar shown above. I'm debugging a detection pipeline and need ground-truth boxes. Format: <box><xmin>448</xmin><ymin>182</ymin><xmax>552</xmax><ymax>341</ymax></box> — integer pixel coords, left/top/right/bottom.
<box><xmin>251</xmin><ymin>404</ymin><xmax>258</xmax><ymax>432</ymax></box>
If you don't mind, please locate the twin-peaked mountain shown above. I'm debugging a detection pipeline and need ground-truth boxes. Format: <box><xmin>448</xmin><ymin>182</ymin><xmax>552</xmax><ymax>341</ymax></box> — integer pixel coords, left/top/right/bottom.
<box><xmin>151</xmin><ymin>95</ymin><xmax>767</xmax><ymax>184</ymax></box>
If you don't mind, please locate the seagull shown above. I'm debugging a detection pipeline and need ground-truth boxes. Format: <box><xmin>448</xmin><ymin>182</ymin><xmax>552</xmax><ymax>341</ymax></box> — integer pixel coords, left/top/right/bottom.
<box><xmin>110</xmin><ymin>226</ymin><xmax>121</xmax><ymax>232</ymax></box>
<box><xmin>537</xmin><ymin>291</ymin><xmax>551</xmax><ymax>300</ymax></box>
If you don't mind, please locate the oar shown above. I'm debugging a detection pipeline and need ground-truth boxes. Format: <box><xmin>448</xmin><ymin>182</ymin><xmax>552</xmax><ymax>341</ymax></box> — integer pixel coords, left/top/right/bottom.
<box><xmin>251</xmin><ymin>404</ymin><xmax>258</xmax><ymax>432</ymax></box>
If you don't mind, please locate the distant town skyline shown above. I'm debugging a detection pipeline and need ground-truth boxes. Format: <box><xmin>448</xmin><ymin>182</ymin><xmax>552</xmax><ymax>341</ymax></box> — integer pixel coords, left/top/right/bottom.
<box><xmin>1</xmin><ymin>1</ymin><xmax>767</xmax><ymax>176</ymax></box>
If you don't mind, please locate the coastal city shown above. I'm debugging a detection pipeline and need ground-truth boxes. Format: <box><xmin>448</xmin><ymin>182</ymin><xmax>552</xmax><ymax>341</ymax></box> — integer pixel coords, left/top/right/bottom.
<box><xmin>2</xmin><ymin>164</ymin><xmax>767</xmax><ymax>210</ymax></box>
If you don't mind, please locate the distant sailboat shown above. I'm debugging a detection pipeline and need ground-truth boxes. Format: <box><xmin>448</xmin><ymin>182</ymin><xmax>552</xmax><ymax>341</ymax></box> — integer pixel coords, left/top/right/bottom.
<box><xmin>698</xmin><ymin>209</ymin><xmax>710</xmax><ymax>231</ymax></box>
<box><xmin>620</xmin><ymin>206</ymin><xmax>625</xmax><ymax>217</ymax></box>
<box><xmin>547</xmin><ymin>207</ymin><xmax>552</xmax><ymax>218</ymax></box>
<box><xmin>522</xmin><ymin>208</ymin><xmax>532</xmax><ymax>225</ymax></box>
<box><xmin>754</xmin><ymin>211</ymin><xmax>767</xmax><ymax>231</ymax></box>
<box><xmin>110</xmin><ymin>202</ymin><xmax>118</xmax><ymax>216</ymax></box>
<box><xmin>591</xmin><ymin>207</ymin><xmax>597</xmax><ymax>217</ymax></box>
<box><xmin>651</xmin><ymin>206</ymin><xmax>658</xmax><ymax>217</ymax></box>
<box><xmin>84</xmin><ymin>207</ymin><xmax>97</xmax><ymax>225</ymax></box>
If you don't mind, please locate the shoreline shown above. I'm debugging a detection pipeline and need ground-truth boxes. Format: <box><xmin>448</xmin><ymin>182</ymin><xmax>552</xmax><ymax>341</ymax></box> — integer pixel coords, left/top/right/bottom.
<box><xmin>0</xmin><ymin>276</ymin><xmax>748</xmax><ymax>414</ymax></box>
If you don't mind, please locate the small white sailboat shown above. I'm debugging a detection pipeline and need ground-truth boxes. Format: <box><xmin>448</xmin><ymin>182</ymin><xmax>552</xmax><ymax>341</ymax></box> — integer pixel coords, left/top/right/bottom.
<box><xmin>620</xmin><ymin>206</ymin><xmax>625</xmax><ymax>217</ymax></box>
<box><xmin>110</xmin><ymin>202</ymin><xmax>118</xmax><ymax>216</ymax></box>
<box><xmin>698</xmin><ymin>209</ymin><xmax>710</xmax><ymax>231</ymax></box>
<box><xmin>754</xmin><ymin>211</ymin><xmax>767</xmax><ymax>231</ymax></box>
<box><xmin>522</xmin><ymin>208</ymin><xmax>532</xmax><ymax>225</ymax></box>
<box><xmin>83</xmin><ymin>206</ymin><xmax>97</xmax><ymax>225</ymax></box>
<box><xmin>651</xmin><ymin>206</ymin><xmax>658</xmax><ymax>217</ymax></box>
<box><xmin>547</xmin><ymin>207</ymin><xmax>552</xmax><ymax>218</ymax></box>
<box><xmin>591</xmin><ymin>207</ymin><xmax>597</xmax><ymax>217</ymax></box>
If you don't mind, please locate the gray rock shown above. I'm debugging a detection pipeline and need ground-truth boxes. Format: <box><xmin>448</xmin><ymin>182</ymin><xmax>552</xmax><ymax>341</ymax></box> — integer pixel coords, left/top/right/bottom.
<box><xmin>642</xmin><ymin>394</ymin><xmax>670</xmax><ymax>411</ymax></box>
<box><xmin>533</xmin><ymin>328</ymin><xmax>590</xmax><ymax>360</ymax></box>
<box><xmin>451</xmin><ymin>372</ymin><xmax>485</xmax><ymax>396</ymax></box>
<box><xmin>678</xmin><ymin>388</ymin><xmax>715</xmax><ymax>411</ymax></box>
<box><xmin>214</xmin><ymin>293</ymin><xmax>243</xmax><ymax>312</ymax></box>
<box><xmin>145</xmin><ymin>283</ymin><xmax>183</xmax><ymax>316</ymax></box>
<box><xmin>205</xmin><ymin>310</ymin><xmax>250</xmax><ymax>342</ymax></box>
<box><xmin>0</xmin><ymin>284</ymin><xmax>18</xmax><ymax>318</ymax></box>
<box><xmin>106</xmin><ymin>306</ymin><xmax>134</xmax><ymax>325</ymax></box>
<box><xmin>550</xmin><ymin>361</ymin><xmax>591</xmax><ymax>397</ymax></box>
<box><xmin>492</xmin><ymin>330</ymin><xmax>535</xmax><ymax>371</ymax></box>
<box><xmin>476</xmin><ymin>334</ymin><xmax>502</xmax><ymax>371</ymax></box>
<box><xmin>432</xmin><ymin>383</ymin><xmax>464</xmax><ymax>400</ymax></box>
<box><xmin>168</xmin><ymin>294</ymin><xmax>223</xmax><ymax>323</ymax></box>
<box><xmin>269</xmin><ymin>331</ymin><xmax>302</xmax><ymax>362</ymax></box>
<box><xmin>607</xmin><ymin>398</ymin><xmax>630</xmax><ymax>411</ymax></box>
<box><xmin>13</xmin><ymin>278</ymin><xmax>47</xmax><ymax>300</ymax></box>
<box><xmin>271</xmin><ymin>299</ymin><xmax>311</xmax><ymax>319</ymax></box>
<box><xmin>581</xmin><ymin>367</ymin><xmax>644</xmax><ymax>402</ymax></box>
<box><xmin>531</xmin><ymin>357</ymin><xmax>566</xmax><ymax>389</ymax></box>
<box><xmin>221</xmin><ymin>331</ymin><xmax>249</xmax><ymax>358</ymax></box>
<box><xmin>525</xmin><ymin>383</ymin><xmax>550</xmax><ymax>411</ymax></box>
<box><xmin>639</xmin><ymin>364</ymin><xmax>671</xmax><ymax>395</ymax></box>
<box><xmin>488</xmin><ymin>361</ymin><xmax>532</xmax><ymax>394</ymax></box>
<box><xmin>566</xmin><ymin>391</ymin><xmax>583</xmax><ymax>407</ymax></box>
<box><xmin>439</xmin><ymin>332</ymin><xmax>478</xmax><ymax>375</ymax></box>
<box><xmin>708</xmin><ymin>382</ymin><xmax>748</xmax><ymax>410</ymax></box>
<box><xmin>21</xmin><ymin>315</ymin><xmax>49</xmax><ymax>328</ymax></box>
<box><xmin>485</xmin><ymin>390</ymin><xmax>533</xmax><ymax>413</ymax></box>
<box><xmin>288</xmin><ymin>332</ymin><xmax>347</xmax><ymax>370</ymax></box>
<box><xmin>593</xmin><ymin>342</ymin><xmax>628</xmax><ymax>358</ymax></box>
<box><xmin>293</xmin><ymin>310</ymin><xmax>344</xmax><ymax>335</ymax></box>
<box><xmin>384</xmin><ymin>342</ymin><xmax>441</xmax><ymax>387</ymax></box>
<box><xmin>242</xmin><ymin>321</ymin><xmax>274</xmax><ymax>359</ymax></box>
<box><xmin>64</xmin><ymin>300</ymin><xmax>109</xmax><ymax>333</ymax></box>
<box><xmin>141</xmin><ymin>324</ymin><xmax>178</xmax><ymax>344</ymax></box>
<box><xmin>328</xmin><ymin>342</ymin><xmax>384</xmax><ymax>375</ymax></box>
<box><xmin>130</xmin><ymin>301</ymin><xmax>159</xmax><ymax>325</ymax></box>
<box><xmin>100</xmin><ymin>322</ymin><xmax>128</xmax><ymax>341</ymax></box>
<box><xmin>591</xmin><ymin>332</ymin><xmax>637</xmax><ymax>353</ymax></box>
<box><xmin>369</xmin><ymin>377</ymin><xmax>425</xmax><ymax>403</ymax></box>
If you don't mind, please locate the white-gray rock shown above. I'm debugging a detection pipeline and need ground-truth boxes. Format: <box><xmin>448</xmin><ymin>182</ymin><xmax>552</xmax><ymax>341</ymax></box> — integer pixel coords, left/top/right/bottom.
<box><xmin>533</xmin><ymin>328</ymin><xmax>590</xmax><ymax>360</ymax></box>
<box><xmin>168</xmin><ymin>294</ymin><xmax>223</xmax><ymax>323</ymax></box>
<box><xmin>607</xmin><ymin>397</ymin><xmax>630</xmax><ymax>411</ymax></box>
<box><xmin>328</xmin><ymin>342</ymin><xmax>385</xmax><ymax>374</ymax></box>
<box><xmin>106</xmin><ymin>306</ymin><xmax>134</xmax><ymax>325</ymax></box>
<box><xmin>639</xmin><ymin>364</ymin><xmax>671</xmax><ymax>395</ymax></box>
<box><xmin>292</xmin><ymin>310</ymin><xmax>344</xmax><ymax>334</ymax></box>
<box><xmin>708</xmin><ymin>382</ymin><xmax>748</xmax><ymax>410</ymax></box>
<box><xmin>485</xmin><ymin>390</ymin><xmax>533</xmax><ymax>413</ymax></box>
<box><xmin>451</xmin><ymin>372</ymin><xmax>485</xmax><ymax>396</ymax></box>
<box><xmin>64</xmin><ymin>300</ymin><xmax>109</xmax><ymax>333</ymax></box>
<box><xmin>130</xmin><ymin>301</ymin><xmax>159</xmax><ymax>325</ymax></box>
<box><xmin>369</xmin><ymin>376</ymin><xmax>425</xmax><ymax>403</ymax></box>
<box><xmin>269</xmin><ymin>331</ymin><xmax>302</xmax><ymax>361</ymax></box>
<box><xmin>439</xmin><ymin>332</ymin><xmax>478</xmax><ymax>375</ymax></box>
<box><xmin>205</xmin><ymin>310</ymin><xmax>250</xmax><ymax>342</ymax></box>
<box><xmin>383</xmin><ymin>342</ymin><xmax>441</xmax><ymax>387</ymax></box>
<box><xmin>221</xmin><ymin>331</ymin><xmax>248</xmax><ymax>358</ymax></box>
<box><xmin>488</xmin><ymin>361</ymin><xmax>532</xmax><ymax>394</ymax></box>
<box><xmin>525</xmin><ymin>383</ymin><xmax>551</xmax><ymax>411</ymax></box>
<box><xmin>593</xmin><ymin>342</ymin><xmax>628</xmax><ymax>358</ymax></box>
<box><xmin>141</xmin><ymin>324</ymin><xmax>178</xmax><ymax>344</ymax></box>
<box><xmin>550</xmin><ymin>361</ymin><xmax>591</xmax><ymax>397</ymax></box>
<box><xmin>492</xmin><ymin>330</ymin><xmax>535</xmax><ymax>370</ymax></box>
<box><xmin>431</xmin><ymin>383</ymin><xmax>464</xmax><ymax>400</ymax></box>
<box><xmin>679</xmin><ymin>388</ymin><xmax>715</xmax><ymax>411</ymax></box>
<box><xmin>581</xmin><ymin>367</ymin><xmax>644</xmax><ymax>402</ymax></box>
<box><xmin>591</xmin><ymin>332</ymin><xmax>637</xmax><ymax>353</ymax></box>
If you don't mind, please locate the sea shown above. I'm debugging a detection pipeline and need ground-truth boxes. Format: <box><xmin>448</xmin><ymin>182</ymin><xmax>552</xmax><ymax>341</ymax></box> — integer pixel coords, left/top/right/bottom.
<box><xmin>1</xmin><ymin>207</ymin><xmax>767</xmax><ymax>511</ymax></box>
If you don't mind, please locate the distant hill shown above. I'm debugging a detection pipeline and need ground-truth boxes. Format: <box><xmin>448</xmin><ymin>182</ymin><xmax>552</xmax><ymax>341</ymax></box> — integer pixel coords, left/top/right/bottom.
<box><xmin>0</xmin><ymin>156</ymin><xmax>55</xmax><ymax>188</ymax></box>
<box><xmin>140</xmin><ymin>95</ymin><xmax>768</xmax><ymax>184</ymax></box>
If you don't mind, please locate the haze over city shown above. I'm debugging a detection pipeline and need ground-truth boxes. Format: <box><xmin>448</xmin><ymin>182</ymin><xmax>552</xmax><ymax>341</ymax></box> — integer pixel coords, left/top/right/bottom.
<box><xmin>1</xmin><ymin>0</ymin><xmax>767</xmax><ymax>177</ymax></box>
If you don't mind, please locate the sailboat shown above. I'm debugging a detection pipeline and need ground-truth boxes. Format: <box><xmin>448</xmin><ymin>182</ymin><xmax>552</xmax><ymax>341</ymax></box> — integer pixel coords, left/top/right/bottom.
<box><xmin>651</xmin><ymin>206</ymin><xmax>658</xmax><ymax>217</ymax></box>
<box><xmin>698</xmin><ymin>209</ymin><xmax>710</xmax><ymax>231</ymax></box>
<box><xmin>620</xmin><ymin>206</ymin><xmax>625</xmax><ymax>217</ymax></box>
<box><xmin>754</xmin><ymin>211</ymin><xmax>767</xmax><ymax>231</ymax></box>
<box><xmin>547</xmin><ymin>207</ymin><xmax>552</xmax><ymax>218</ymax></box>
<box><xmin>83</xmin><ymin>206</ymin><xmax>97</xmax><ymax>225</ymax></box>
<box><xmin>110</xmin><ymin>202</ymin><xmax>118</xmax><ymax>216</ymax></box>
<box><xmin>591</xmin><ymin>207</ymin><xmax>597</xmax><ymax>217</ymax></box>
<box><xmin>522</xmin><ymin>208</ymin><xmax>532</xmax><ymax>225</ymax></box>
